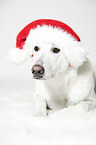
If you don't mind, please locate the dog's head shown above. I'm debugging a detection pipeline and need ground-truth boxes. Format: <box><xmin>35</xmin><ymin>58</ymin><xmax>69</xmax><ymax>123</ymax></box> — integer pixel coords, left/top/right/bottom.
<box><xmin>8</xmin><ymin>19</ymin><xmax>87</xmax><ymax>80</ymax></box>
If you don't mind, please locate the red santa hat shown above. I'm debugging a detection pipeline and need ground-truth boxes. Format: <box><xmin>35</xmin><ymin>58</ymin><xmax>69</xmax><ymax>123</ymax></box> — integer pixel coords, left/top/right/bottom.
<box><xmin>16</xmin><ymin>19</ymin><xmax>80</xmax><ymax>49</ymax></box>
<box><xmin>8</xmin><ymin>19</ymin><xmax>81</xmax><ymax>64</ymax></box>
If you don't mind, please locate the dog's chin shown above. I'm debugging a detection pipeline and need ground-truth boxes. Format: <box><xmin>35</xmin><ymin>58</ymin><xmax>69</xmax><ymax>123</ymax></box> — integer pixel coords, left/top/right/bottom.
<box><xmin>32</xmin><ymin>74</ymin><xmax>55</xmax><ymax>80</ymax></box>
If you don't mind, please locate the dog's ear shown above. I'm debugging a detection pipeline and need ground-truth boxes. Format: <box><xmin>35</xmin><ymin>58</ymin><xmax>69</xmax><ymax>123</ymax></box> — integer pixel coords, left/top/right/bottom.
<box><xmin>64</xmin><ymin>44</ymin><xmax>87</xmax><ymax>67</ymax></box>
<box><xmin>7</xmin><ymin>48</ymin><xmax>28</xmax><ymax>64</ymax></box>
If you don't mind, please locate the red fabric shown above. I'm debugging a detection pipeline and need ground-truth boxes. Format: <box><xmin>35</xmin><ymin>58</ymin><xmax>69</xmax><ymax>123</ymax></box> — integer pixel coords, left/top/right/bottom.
<box><xmin>16</xmin><ymin>19</ymin><xmax>80</xmax><ymax>49</ymax></box>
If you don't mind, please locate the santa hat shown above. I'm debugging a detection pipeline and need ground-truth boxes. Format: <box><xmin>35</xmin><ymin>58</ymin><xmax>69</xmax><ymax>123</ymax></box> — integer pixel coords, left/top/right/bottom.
<box><xmin>8</xmin><ymin>19</ymin><xmax>81</xmax><ymax>64</ymax></box>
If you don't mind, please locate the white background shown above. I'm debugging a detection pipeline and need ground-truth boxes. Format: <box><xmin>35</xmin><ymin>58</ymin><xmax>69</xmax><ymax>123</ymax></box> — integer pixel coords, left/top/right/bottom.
<box><xmin>0</xmin><ymin>0</ymin><xmax>96</xmax><ymax>145</ymax></box>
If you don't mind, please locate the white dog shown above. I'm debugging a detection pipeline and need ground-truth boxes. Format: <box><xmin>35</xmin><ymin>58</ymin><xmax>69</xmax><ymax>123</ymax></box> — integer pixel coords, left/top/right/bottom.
<box><xmin>9</xmin><ymin>19</ymin><xmax>96</xmax><ymax>115</ymax></box>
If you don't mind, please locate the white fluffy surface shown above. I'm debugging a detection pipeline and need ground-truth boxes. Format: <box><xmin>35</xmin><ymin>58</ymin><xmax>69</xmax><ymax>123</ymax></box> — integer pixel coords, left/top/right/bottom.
<box><xmin>0</xmin><ymin>81</ymin><xmax>96</xmax><ymax>145</ymax></box>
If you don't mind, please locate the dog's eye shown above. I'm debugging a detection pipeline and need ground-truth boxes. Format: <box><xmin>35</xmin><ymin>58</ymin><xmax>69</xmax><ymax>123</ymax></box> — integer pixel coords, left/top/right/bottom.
<box><xmin>52</xmin><ymin>48</ymin><xmax>60</xmax><ymax>53</ymax></box>
<box><xmin>34</xmin><ymin>46</ymin><xmax>40</xmax><ymax>52</ymax></box>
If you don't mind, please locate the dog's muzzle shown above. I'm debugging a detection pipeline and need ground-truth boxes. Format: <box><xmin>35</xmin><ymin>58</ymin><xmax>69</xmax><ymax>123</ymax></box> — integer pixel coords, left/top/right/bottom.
<box><xmin>32</xmin><ymin>65</ymin><xmax>45</xmax><ymax>79</ymax></box>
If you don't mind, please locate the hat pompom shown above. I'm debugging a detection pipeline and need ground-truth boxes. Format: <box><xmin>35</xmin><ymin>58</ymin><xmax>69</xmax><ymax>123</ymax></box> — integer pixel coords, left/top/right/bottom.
<box><xmin>8</xmin><ymin>48</ymin><xmax>28</xmax><ymax>64</ymax></box>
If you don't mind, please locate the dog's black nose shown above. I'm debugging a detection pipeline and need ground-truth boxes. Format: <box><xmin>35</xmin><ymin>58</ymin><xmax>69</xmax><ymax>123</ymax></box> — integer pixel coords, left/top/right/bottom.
<box><xmin>32</xmin><ymin>65</ymin><xmax>44</xmax><ymax>79</ymax></box>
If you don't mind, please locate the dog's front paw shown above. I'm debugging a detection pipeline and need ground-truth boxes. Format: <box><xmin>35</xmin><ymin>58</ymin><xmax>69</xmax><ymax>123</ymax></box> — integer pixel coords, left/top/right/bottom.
<box><xmin>33</xmin><ymin>99</ymin><xmax>49</xmax><ymax>116</ymax></box>
<box><xmin>33</xmin><ymin>109</ymin><xmax>48</xmax><ymax>116</ymax></box>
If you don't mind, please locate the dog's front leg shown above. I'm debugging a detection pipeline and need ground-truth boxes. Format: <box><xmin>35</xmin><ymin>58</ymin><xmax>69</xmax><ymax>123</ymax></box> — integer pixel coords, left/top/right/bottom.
<box><xmin>33</xmin><ymin>80</ymin><xmax>48</xmax><ymax>116</ymax></box>
<box><xmin>34</xmin><ymin>94</ymin><xmax>47</xmax><ymax>116</ymax></box>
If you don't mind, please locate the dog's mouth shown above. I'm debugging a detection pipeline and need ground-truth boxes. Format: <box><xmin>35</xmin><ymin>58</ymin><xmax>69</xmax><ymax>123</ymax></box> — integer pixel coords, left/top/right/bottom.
<box><xmin>33</xmin><ymin>76</ymin><xmax>44</xmax><ymax>80</ymax></box>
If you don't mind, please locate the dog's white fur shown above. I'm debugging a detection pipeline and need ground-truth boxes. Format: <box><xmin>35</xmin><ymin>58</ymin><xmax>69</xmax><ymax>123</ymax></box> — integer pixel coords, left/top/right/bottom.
<box><xmin>9</xmin><ymin>25</ymin><xmax>96</xmax><ymax>115</ymax></box>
